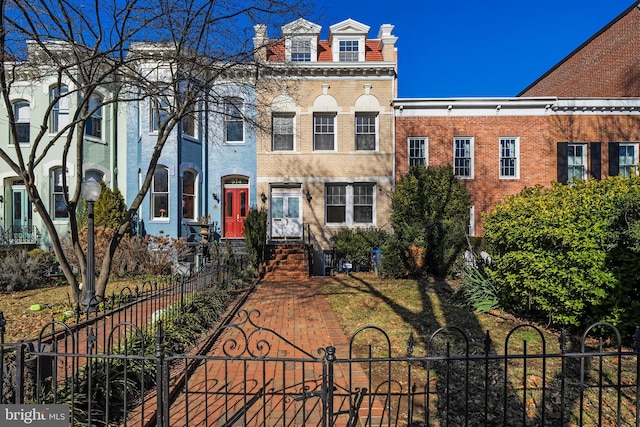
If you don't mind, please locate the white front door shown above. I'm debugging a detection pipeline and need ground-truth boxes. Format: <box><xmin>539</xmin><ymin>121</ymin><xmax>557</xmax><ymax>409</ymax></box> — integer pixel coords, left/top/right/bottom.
<box><xmin>271</xmin><ymin>189</ymin><xmax>302</xmax><ymax>239</ymax></box>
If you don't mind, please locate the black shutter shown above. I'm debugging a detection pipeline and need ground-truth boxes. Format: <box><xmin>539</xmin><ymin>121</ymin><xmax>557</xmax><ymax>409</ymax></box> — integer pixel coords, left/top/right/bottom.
<box><xmin>557</xmin><ymin>142</ymin><xmax>568</xmax><ymax>184</ymax></box>
<box><xmin>590</xmin><ymin>142</ymin><xmax>601</xmax><ymax>180</ymax></box>
<box><xmin>608</xmin><ymin>142</ymin><xmax>620</xmax><ymax>176</ymax></box>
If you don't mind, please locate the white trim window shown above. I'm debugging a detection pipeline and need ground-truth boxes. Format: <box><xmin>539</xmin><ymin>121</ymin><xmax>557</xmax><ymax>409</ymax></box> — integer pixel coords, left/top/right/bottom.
<box><xmin>291</xmin><ymin>38</ymin><xmax>312</xmax><ymax>62</ymax></box>
<box><xmin>499</xmin><ymin>137</ymin><xmax>519</xmax><ymax>179</ymax></box>
<box><xmin>355</xmin><ymin>113</ymin><xmax>376</xmax><ymax>150</ymax></box>
<box><xmin>313</xmin><ymin>113</ymin><xmax>336</xmax><ymax>151</ymax></box>
<box><xmin>339</xmin><ymin>40</ymin><xmax>359</xmax><ymax>62</ymax></box>
<box><xmin>454</xmin><ymin>137</ymin><xmax>473</xmax><ymax>178</ymax></box>
<box><xmin>85</xmin><ymin>94</ymin><xmax>103</xmax><ymax>139</ymax></box>
<box><xmin>182</xmin><ymin>170</ymin><xmax>197</xmax><ymax>221</ymax></box>
<box><xmin>224</xmin><ymin>97</ymin><xmax>244</xmax><ymax>143</ymax></box>
<box><xmin>150</xmin><ymin>95</ymin><xmax>169</xmax><ymax>133</ymax></box>
<box><xmin>51</xmin><ymin>167</ymin><xmax>68</xmax><ymax>220</ymax></box>
<box><xmin>13</xmin><ymin>100</ymin><xmax>30</xmax><ymax>145</ymax></box>
<box><xmin>568</xmin><ymin>143</ymin><xmax>587</xmax><ymax>182</ymax></box>
<box><xmin>325</xmin><ymin>183</ymin><xmax>375</xmax><ymax>225</ymax></box>
<box><xmin>49</xmin><ymin>85</ymin><xmax>69</xmax><ymax>133</ymax></box>
<box><xmin>272</xmin><ymin>113</ymin><xmax>294</xmax><ymax>151</ymax></box>
<box><xmin>152</xmin><ymin>166</ymin><xmax>169</xmax><ymax>219</ymax></box>
<box><xmin>408</xmin><ymin>137</ymin><xmax>427</xmax><ymax>167</ymax></box>
<box><xmin>619</xmin><ymin>143</ymin><xmax>638</xmax><ymax>177</ymax></box>
<box><xmin>181</xmin><ymin>103</ymin><xmax>197</xmax><ymax>138</ymax></box>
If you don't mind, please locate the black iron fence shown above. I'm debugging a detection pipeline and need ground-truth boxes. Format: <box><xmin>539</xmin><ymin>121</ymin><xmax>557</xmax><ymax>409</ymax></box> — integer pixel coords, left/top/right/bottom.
<box><xmin>2</xmin><ymin>295</ymin><xmax>639</xmax><ymax>426</ymax></box>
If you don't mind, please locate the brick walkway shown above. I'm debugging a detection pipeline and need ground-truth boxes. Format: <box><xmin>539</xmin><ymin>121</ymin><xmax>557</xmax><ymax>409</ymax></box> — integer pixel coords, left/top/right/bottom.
<box><xmin>162</xmin><ymin>276</ymin><xmax>374</xmax><ymax>427</ymax></box>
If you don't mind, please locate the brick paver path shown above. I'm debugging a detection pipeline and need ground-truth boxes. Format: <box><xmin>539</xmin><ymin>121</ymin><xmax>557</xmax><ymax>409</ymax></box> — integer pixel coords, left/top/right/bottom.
<box><xmin>161</xmin><ymin>277</ymin><xmax>375</xmax><ymax>427</ymax></box>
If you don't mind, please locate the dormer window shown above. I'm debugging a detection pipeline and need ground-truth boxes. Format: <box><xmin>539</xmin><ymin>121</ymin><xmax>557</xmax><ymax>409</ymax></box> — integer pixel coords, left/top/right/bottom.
<box><xmin>291</xmin><ymin>38</ymin><xmax>311</xmax><ymax>62</ymax></box>
<box><xmin>282</xmin><ymin>19</ymin><xmax>321</xmax><ymax>63</ymax></box>
<box><xmin>339</xmin><ymin>40</ymin><xmax>359</xmax><ymax>62</ymax></box>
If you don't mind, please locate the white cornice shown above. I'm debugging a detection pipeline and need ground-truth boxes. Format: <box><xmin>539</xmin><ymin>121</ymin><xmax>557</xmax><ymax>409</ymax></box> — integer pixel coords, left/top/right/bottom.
<box><xmin>393</xmin><ymin>97</ymin><xmax>640</xmax><ymax>117</ymax></box>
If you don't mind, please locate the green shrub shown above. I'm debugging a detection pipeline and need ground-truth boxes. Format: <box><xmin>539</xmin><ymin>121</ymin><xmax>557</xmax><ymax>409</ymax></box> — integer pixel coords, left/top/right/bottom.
<box><xmin>330</xmin><ymin>227</ymin><xmax>390</xmax><ymax>268</ymax></box>
<box><xmin>379</xmin><ymin>236</ymin><xmax>409</xmax><ymax>279</ymax></box>
<box><xmin>243</xmin><ymin>207</ymin><xmax>267</xmax><ymax>267</ymax></box>
<box><xmin>454</xmin><ymin>256</ymin><xmax>500</xmax><ymax>313</ymax></box>
<box><xmin>484</xmin><ymin>176</ymin><xmax>640</xmax><ymax>332</ymax></box>
<box><xmin>391</xmin><ymin>165</ymin><xmax>471</xmax><ymax>277</ymax></box>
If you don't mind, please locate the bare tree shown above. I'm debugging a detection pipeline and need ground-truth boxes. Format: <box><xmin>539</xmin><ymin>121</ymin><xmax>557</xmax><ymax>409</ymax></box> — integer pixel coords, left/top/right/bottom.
<box><xmin>0</xmin><ymin>0</ymin><xmax>309</xmax><ymax>304</ymax></box>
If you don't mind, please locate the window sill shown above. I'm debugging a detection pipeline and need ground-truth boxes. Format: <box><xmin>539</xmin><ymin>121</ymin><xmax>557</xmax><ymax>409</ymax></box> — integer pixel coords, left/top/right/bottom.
<box><xmin>268</xmin><ymin>150</ymin><xmax>300</xmax><ymax>154</ymax></box>
<box><xmin>85</xmin><ymin>136</ymin><xmax>105</xmax><ymax>144</ymax></box>
<box><xmin>151</xmin><ymin>218</ymin><xmax>170</xmax><ymax>223</ymax></box>
<box><xmin>182</xmin><ymin>134</ymin><xmax>199</xmax><ymax>143</ymax></box>
<box><xmin>325</xmin><ymin>222</ymin><xmax>375</xmax><ymax>227</ymax></box>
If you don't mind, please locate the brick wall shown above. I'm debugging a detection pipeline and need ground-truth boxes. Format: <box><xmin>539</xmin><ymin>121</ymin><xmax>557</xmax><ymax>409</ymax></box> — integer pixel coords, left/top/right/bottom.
<box><xmin>396</xmin><ymin>113</ymin><xmax>640</xmax><ymax>235</ymax></box>
<box><xmin>521</xmin><ymin>6</ymin><xmax>640</xmax><ymax>97</ymax></box>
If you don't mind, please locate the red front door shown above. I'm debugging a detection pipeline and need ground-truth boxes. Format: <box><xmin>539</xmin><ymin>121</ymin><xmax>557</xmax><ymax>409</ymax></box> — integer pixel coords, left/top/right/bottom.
<box><xmin>224</xmin><ymin>188</ymin><xmax>248</xmax><ymax>238</ymax></box>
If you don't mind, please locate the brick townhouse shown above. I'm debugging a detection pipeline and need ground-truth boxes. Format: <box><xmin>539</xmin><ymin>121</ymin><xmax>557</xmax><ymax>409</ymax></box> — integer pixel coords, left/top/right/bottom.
<box><xmin>394</xmin><ymin>1</ymin><xmax>640</xmax><ymax>236</ymax></box>
<box><xmin>254</xmin><ymin>18</ymin><xmax>398</xmax><ymax>274</ymax></box>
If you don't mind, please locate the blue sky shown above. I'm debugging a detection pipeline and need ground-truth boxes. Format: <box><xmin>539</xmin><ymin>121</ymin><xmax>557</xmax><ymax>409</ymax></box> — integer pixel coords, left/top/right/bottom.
<box><xmin>311</xmin><ymin>0</ymin><xmax>634</xmax><ymax>98</ymax></box>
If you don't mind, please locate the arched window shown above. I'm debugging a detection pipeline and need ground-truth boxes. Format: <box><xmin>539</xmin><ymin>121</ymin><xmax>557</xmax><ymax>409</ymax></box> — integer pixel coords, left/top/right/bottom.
<box><xmin>152</xmin><ymin>166</ymin><xmax>169</xmax><ymax>219</ymax></box>
<box><xmin>85</xmin><ymin>94</ymin><xmax>103</xmax><ymax>138</ymax></box>
<box><xmin>13</xmin><ymin>100</ymin><xmax>30</xmax><ymax>144</ymax></box>
<box><xmin>51</xmin><ymin>167</ymin><xmax>68</xmax><ymax>219</ymax></box>
<box><xmin>49</xmin><ymin>85</ymin><xmax>69</xmax><ymax>132</ymax></box>
<box><xmin>182</xmin><ymin>170</ymin><xmax>197</xmax><ymax>220</ymax></box>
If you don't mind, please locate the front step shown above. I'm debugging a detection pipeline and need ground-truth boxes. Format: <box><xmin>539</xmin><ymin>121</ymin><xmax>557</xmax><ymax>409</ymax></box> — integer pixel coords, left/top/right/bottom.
<box><xmin>261</xmin><ymin>243</ymin><xmax>309</xmax><ymax>280</ymax></box>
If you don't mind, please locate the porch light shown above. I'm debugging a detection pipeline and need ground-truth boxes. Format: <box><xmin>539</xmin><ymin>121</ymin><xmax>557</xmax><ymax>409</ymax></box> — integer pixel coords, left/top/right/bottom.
<box><xmin>261</xmin><ymin>192</ymin><xmax>267</xmax><ymax>203</ymax></box>
<box><xmin>305</xmin><ymin>189</ymin><xmax>312</xmax><ymax>203</ymax></box>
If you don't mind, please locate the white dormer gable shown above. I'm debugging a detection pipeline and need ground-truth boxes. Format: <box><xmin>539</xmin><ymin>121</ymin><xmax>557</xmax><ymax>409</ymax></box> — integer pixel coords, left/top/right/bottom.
<box><xmin>282</xmin><ymin>18</ymin><xmax>321</xmax><ymax>62</ymax></box>
<box><xmin>329</xmin><ymin>18</ymin><xmax>370</xmax><ymax>62</ymax></box>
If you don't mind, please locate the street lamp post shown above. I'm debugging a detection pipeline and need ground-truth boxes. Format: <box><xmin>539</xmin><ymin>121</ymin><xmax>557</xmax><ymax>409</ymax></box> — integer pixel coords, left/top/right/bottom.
<box><xmin>80</xmin><ymin>177</ymin><xmax>101</xmax><ymax>313</ymax></box>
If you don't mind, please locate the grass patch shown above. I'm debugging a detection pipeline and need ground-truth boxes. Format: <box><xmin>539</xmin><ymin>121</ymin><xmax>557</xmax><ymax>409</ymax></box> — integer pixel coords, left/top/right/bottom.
<box><xmin>319</xmin><ymin>272</ymin><xmax>638</xmax><ymax>426</ymax></box>
<box><xmin>0</xmin><ymin>278</ymin><xmax>149</xmax><ymax>342</ymax></box>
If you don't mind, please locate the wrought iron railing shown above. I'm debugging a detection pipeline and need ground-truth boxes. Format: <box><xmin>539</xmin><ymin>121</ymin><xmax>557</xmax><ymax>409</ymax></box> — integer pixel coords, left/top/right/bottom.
<box><xmin>3</xmin><ymin>224</ymin><xmax>41</xmax><ymax>245</ymax></box>
<box><xmin>2</xmin><ymin>304</ymin><xmax>638</xmax><ymax>427</ymax></box>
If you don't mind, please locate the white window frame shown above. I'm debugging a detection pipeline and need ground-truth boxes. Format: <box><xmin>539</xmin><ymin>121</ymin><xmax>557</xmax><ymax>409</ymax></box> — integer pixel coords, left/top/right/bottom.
<box><xmin>12</xmin><ymin>100</ymin><xmax>30</xmax><ymax>145</ymax></box>
<box><xmin>272</xmin><ymin>113</ymin><xmax>295</xmax><ymax>151</ymax></box>
<box><xmin>150</xmin><ymin>95</ymin><xmax>169</xmax><ymax>133</ymax></box>
<box><xmin>51</xmin><ymin>167</ymin><xmax>69</xmax><ymax>220</ymax></box>
<box><xmin>499</xmin><ymin>137</ymin><xmax>520</xmax><ymax>179</ymax></box>
<box><xmin>338</xmin><ymin>40</ymin><xmax>359</xmax><ymax>62</ymax></box>
<box><xmin>325</xmin><ymin>183</ymin><xmax>375</xmax><ymax>226</ymax></box>
<box><xmin>408</xmin><ymin>137</ymin><xmax>428</xmax><ymax>167</ymax></box>
<box><xmin>313</xmin><ymin>113</ymin><xmax>336</xmax><ymax>151</ymax></box>
<box><xmin>224</xmin><ymin>97</ymin><xmax>244</xmax><ymax>144</ymax></box>
<box><xmin>568</xmin><ymin>143</ymin><xmax>587</xmax><ymax>182</ymax></box>
<box><xmin>182</xmin><ymin>169</ymin><xmax>197</xmax><ymax>221</ymax></box>
<box><xmin>152</xmin><ymin>166</ymin><xmax>170</xmax><ymax>220</ymax></box>
<box><xmin>291</xmin><ymin>38</ymin><xmax>312</xmax><ymax>62</ymax></box>
<box><xmin>181</xmin><ymin>103</ymin><xmax>197</xmax><ymax>139</ymax></box>
<box><xmin>49</xmin><ymin>85</ymin><xmax>69</xmax><ymax>133</ymax></box>
<box><xmin>454</xmin><ymin>137</ymin><xmax>474</xmax><ymax>179</ymax></box>
<box><xmin>355</xmin><ymin>113</ymin><xmax>377</xmax><ymax>151</ymax></box>
<box><xmin>619</xmin><ymin>143</ymin><xmax>639</xmax><ymax>177</ymax></box>
<box><xmin>85</xmin><ymin>94</ymin><xmax>103</xmax><ymax>140</ymax></box>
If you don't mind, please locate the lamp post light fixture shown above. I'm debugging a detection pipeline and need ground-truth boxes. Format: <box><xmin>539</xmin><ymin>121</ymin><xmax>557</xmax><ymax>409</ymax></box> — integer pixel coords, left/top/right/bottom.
<box><xmin>80</xmin><ymin>177</ymin><xmax>101</xmax><ymax>313</ymax></box>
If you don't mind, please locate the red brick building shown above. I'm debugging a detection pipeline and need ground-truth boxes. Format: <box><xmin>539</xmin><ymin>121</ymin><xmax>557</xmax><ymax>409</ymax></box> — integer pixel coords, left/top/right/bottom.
<box><xmin>394</xmin><ymin>2</ymin><xmax>640</xmax><ymax>235</ymax></box>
